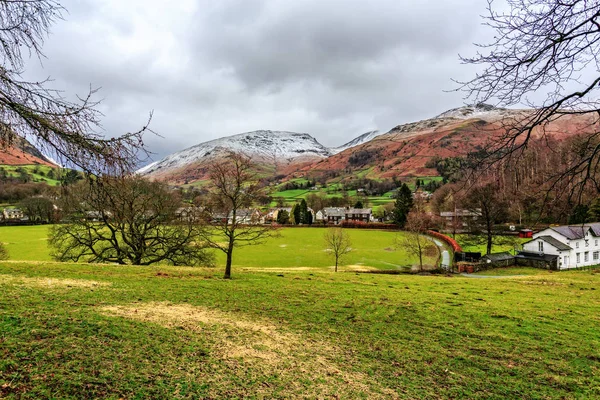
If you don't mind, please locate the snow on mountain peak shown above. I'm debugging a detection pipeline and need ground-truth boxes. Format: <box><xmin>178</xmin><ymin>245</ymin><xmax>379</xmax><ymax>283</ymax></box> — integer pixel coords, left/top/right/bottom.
<box><xmin>435</xmin><ymin>103</ymin><xmax>507</xmax><ymax>120</ymax></box>
<box><xmin>330</xmin><ymin>130</ymin><xmax>383</xmax><ymax>154</ymax></box>
<box><xmin>137</xmin><ymin>130</ymin><xmax>332</xmax><ymax>176</ymax></box>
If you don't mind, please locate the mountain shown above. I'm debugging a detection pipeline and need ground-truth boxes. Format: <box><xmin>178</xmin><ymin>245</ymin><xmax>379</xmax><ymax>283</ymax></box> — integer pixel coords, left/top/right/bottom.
<box><xmin>300</xmin><ymin>104</ymin><xmax>594</xmax><ymax>179</ymax></box>
<box><xmin>0</xmin><ymin>136</ymin><xmax>56</xmax><ymax>167</ymax></box>
<box><xmin>330</xmin><ymin>130</ymin><xmax>382</xmax><ymax>154</ymax></box>
<box><xmin>138</xmin><ymin>130</ymin><xmax>333</xmax><ymax>182</ymax></box>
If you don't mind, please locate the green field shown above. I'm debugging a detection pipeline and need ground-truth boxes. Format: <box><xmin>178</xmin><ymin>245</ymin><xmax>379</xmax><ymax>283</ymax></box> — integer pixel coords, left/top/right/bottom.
<box><xmin>456</xmin><ymin>234</ymin><xmax>529</xmax><ymax>255</ymax></box>
<box><xmin>1</xmin><ymin>261</ymin><xmax>599</xmax><ymax>398</ymax></box>
<box><xmin>0</xmin><ymin>164</ymin><xmax>61</xmax><ymax>186</ymax></box>
<box><xmin>0</xmin><ymin>225</ymin><xmax>436</xmax><ymax>271</ymax></box>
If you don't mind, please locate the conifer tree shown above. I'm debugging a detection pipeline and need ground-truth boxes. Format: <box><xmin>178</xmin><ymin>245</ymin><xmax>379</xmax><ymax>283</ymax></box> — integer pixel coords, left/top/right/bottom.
<box><xmin>393</xmin><ymin>183</ymin><xmax>413</xmax><ymax>228</ymax></box>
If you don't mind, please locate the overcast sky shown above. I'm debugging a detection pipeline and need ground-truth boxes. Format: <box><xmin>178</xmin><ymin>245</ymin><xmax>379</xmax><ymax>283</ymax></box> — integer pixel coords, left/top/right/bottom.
<box><xmin>24</xmin><ymin>0</ymin><xmax>495</xmax><ymax>164</ymax></box>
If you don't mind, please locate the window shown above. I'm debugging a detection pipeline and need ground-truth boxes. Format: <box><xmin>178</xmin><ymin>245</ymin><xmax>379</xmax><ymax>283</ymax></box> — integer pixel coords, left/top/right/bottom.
<box><xmin>585</xmin><ymin>252</ymin><xmax>589</xmax><ymax>262</ymax></box>
<box><xmin>538</xmin><ymin>241</ymin><xmax>544</xmax><ymax>252</ymax></box>
<box><xmin>594</xmin><ymin>252</ymin><xmax>599</xmax><ymax>261</ymax></box>
<box><xmin>586</xmin><ymin>240</ymin><xmax>589</xmax><ymax>247</ymax></box>
<box><xmin>576</xmin><ymin>242</ymin><xmax>580</xmax><ymax>248</ymax></box>
<box><xmin>596</xmin><ymin>240</ymin><xmax>598</xmax><ymax>246</ymax></box>
<box><xmin>577</xmin><ymin>253</ymin><xmax>581</xmax><ymax>263</ymax></box>
<box><xmin>564</xmin><ymin>256</ymin><xmax>568</xmax><ymax>266</ymax></box>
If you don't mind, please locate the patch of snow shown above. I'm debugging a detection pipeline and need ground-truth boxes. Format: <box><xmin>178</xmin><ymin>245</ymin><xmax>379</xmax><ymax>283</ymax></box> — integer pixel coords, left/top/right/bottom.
<box><xmin>435</xmin><ymin>103</ymin><xmax>508</xmax><ymax>120</ymax></box>
<box><xmin>330</xmin><ymin>130</ymin><xmax>383</xmax><ymax>154</ymax></box>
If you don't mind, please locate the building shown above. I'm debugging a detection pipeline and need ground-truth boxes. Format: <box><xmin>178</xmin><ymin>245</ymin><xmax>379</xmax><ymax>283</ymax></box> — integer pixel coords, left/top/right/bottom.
<box><xmin>3</xmin><ymin>208</ymin><xmax>23</xmax><ymax>220</ymax></box>
<box><xmin>522</xmin><ymin>223</ymin><xmax>600</xmax><ymax>269</ymax></box>
<box><xmin>344</xmin><ymin>208</ymin><xmax>372</xmax><ymax>223</ymax></box>
<box><xmin>440</xmin><ymin>208</ymin><xmax>481</xmax><ymax>229</ymax></box>
<box><xmin>322</xmin><ymin>207</ymin><xmax>346</xmax><ymax>224</ymax></box>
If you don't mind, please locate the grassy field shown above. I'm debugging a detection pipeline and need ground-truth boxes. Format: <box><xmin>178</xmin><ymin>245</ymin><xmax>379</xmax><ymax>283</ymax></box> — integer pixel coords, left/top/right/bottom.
<box><xmin>1</xmin><ymin>262</ymin><xmax>599</xmax><ymax>398</ymax></box>
<box><xmin>456</xmin><ymin>234</ymin><xmax>529</xmax><ymax>255</ymax></box>
<box><xmin>0</xmin><ymin>225</ymin><xmax>436</xmax><ymax>271</ymax></box>
<box><xmin>0</xmin><ymin>164</ymin><xmax>61</xmax><ymax>186</ymax></box>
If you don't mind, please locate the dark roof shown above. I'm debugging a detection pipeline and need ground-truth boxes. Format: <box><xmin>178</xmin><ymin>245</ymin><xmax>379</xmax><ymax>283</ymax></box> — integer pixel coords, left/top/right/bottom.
<box><xmin>482</xmin><ymin>252</ymin><xmax>514</xmax><ymax>262</ymax></box>
<box><xmin>516</xmin><ymin>251</ymin><xmax>559</xmax><ymax>262</ymax></box>
<box><xmin>537</xmin><ymin>235</ymin><xmax>572</xmax><ymax>251</ymax></box>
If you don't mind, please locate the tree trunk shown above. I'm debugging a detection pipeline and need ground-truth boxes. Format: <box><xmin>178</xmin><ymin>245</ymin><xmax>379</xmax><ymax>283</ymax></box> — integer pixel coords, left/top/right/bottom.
<box><xmin>223</xmin><ymin>245</ymin><xmax>233</xmax><ymax>279</ymax></box>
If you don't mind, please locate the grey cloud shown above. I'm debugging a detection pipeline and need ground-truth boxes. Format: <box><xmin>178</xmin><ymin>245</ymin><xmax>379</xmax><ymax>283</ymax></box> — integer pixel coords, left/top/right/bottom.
<box><xmin>19</xmin><ymin>0</ymin><xmax>492</xmax><ymax>161</ymax></box>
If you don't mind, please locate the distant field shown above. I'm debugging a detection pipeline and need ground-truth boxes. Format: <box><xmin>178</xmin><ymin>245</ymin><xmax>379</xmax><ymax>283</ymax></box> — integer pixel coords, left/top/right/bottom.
<box><xmin>0</xmin><ymin>225</ymin><xmax>435</xmax><ymax>271</ymax></box>
<box><xmin>456</xmin><ymin>234</ymin><xmax>529</xmax><ymax>255</ymax></box>
<box><xmin>0</xmin><ymin>262</ymin><xmax>598</xmax><ymax>398</ymax></box>
<box><xmin>0</xmin><ymin>164</ymin><xmax>61</xmax><ymax>186</ymax></box>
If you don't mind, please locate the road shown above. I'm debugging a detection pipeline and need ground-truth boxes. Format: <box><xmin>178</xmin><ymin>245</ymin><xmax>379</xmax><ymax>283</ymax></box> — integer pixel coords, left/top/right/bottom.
<box><xmin>432</xmin><ymin>238</ymin><xmax>451</xmax><ymax>270</ymax></box>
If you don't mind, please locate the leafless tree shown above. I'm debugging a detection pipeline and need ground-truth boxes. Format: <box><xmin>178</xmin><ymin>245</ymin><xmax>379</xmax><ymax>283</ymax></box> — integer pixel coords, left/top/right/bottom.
<box><xmin>461</xmin><ymin>183</ymin><xmax>509</xmax><ymax>255</ymax></box>
<box><xmin>200</xmin><ymin>152</ymin><xmax>276</xmax><ymax>279</ymax></box>
<box><xmin>324</xmin><ymin>228</ymin><xmax>352</xmax><ymax>272</ymax></box>
<box><xmin>459</xmin><ymin>0</ymin><xmax>600</xmax><ymax>202</ymax></box>
<box><xmin>48</xmin><ymin>176</ymin><xmax>214</xmax><ymax>266</ymax></box>
<box><xmin>398</xmin><ymin>199</ymin><xmax>437</xmax><ymax>272</ymax></box>
<box><xmin>0</xmin><ymin>1</ymin><xmax>151</xmax><ymax>175</ymax></box>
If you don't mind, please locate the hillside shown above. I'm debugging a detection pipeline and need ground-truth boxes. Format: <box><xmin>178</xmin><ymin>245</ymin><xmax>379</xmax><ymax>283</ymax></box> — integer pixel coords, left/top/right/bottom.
<box><xmin>138</xmin><ymin>104</ymin><xmax>597</xmax><ymax>185</ymax></box>
<box><xmin>300</xmin><ymin>104</ymin><xmax>597</xmax><ymax>179</ymax></box>
<box><xmin>0</xmin><ymin>136</ymin><xmax>55</xmax><ymax>167</ymax></box>
<box><xmin>139</xmin><ymin>130</ymin><xmax>333</xmax><ymax>183</ymax></box>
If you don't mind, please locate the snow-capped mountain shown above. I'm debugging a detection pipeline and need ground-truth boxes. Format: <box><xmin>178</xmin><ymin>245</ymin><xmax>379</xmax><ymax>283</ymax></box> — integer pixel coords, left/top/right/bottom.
<box><xmin>330</xmin><ymin>130</ymin><xmax>383</xmax><ymax>154</ymax></box>
<box><xmin>435</xmin><ymin>103</ymin><xmax>511</xmax><ymax>120</ymax></box>
<box><xmin>138</xmin><ymin>130</ymin><xmax>332</xmax><ymax>177</ymax></box>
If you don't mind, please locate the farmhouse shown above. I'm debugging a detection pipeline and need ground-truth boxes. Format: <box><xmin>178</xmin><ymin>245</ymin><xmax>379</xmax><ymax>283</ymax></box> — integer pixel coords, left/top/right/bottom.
<box><xmin>440</xmin><ymin>208</ymin><xmax>481</xmax><ymax>228</ymax></box>
<box><xmin>319</xmin><ymin>207</ymin><xmax>372</xmax><ymax>224</ymax></box>
<box><xmin>522</xmin><ymin>223</ymin><xmax>600</xmax><ymax>269</ymax></box>
<box><xmin>344</xmin><ymin>208</ymin><xmax>372</xmax><ymax>223</ymax></box>
<box><xmin>3</xmin><ymin>208</ymin><xmax>23</xmax><ymax>220</ymax></box>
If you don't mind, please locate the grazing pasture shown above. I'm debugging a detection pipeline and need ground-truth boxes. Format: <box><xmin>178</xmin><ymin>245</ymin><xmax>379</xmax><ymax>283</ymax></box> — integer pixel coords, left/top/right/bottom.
<box><xmin>1</xmin><ymin>262</ymin><xmax>599</xmax><ymax>398</ymax></box>
<box><xmin>0</xmin><ymin>225</ymin><xmax>437</xmax><ymax>271</ymax></box>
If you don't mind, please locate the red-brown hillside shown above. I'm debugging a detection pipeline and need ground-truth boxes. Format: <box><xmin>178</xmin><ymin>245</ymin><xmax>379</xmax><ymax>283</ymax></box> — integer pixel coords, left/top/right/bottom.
<box><xmin>0</xmin><ymin>136</ymin><xmax>55</xmax><ymax>167</ymax></box>
<box><xmin>299</xmin><ymin>107</ymin><xmax>599</xmax><ymax>179</ymax></box>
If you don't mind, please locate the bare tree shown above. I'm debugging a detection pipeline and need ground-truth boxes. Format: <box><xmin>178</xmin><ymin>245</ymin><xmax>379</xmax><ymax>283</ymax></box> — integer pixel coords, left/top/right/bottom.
<box><xmin>324</xmin><ymin>228</ymin><xmax>352</xmax><ymax>272</ymax></box>
<box><xmin>0</xmin><ymin>1</ymin><xmax>151</xmax><ymax>175</ymax></box>
<box><xmin>460</xmin><ymin>0</ymin><xmax>600</xmax><ymax>202</ymax></box>
<box><xmin>201</xmin><ymin>152</ymin><xmax>275</xmax><ymax>279</ymax></box>
<box><xmin>461</xmin><ymin>182</ymin><xmax>509</xmax><ymax>255</ymax></box>
<box><xmin>48</xmin><ymin>176</ymin><xmax>214</xmax><ymax>266</ymax></box>
<box><xmin>399</xmin><ymin>199</ymin><xmax>437</xmax><ymax>272</ymax></box>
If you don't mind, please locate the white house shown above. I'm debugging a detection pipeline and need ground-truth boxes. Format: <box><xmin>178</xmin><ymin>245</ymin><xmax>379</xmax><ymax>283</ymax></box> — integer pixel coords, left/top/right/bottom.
<box><xmin>522</xmin><ymin>223</ymin><xmax>600</xmax><ymax>269</ymax></box>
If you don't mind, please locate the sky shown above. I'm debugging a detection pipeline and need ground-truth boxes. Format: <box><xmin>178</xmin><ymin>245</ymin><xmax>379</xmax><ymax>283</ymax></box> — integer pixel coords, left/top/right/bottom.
<box><xmin>23</xmin><ymin>0</ymin><xmax>496</xmax><ymax>165</ymax></box>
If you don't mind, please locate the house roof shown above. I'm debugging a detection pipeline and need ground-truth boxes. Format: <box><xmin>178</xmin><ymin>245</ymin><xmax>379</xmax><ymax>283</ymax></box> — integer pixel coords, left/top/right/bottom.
<box><xmin>516</xmin><ymin>251</ymin><xmax>559</xmax><ymax>262</ymax></box>
<box><xmin>482</xmin><ymin>252</ymin><xmax>514</xmax><ymax>262</ymax></box>
<box><xmin>533</xmin><ymin>235</ymin><xmax>572</xmax><ymax>251</ymax></box>
<box><xmin>345</xmin><ymin>208</ymin><xmax>372</xmax><ymax>214</ymax></box>
<box><xmin>549</xmin><ymin>222</ymin><xmax>600</xmax><ymax>240</ymax></box>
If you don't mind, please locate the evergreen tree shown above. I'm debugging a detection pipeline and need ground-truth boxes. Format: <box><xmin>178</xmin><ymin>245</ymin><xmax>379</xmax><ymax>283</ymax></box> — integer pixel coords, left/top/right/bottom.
<box><xmin>393</xmin><ymin>183</ymin><xmax>413</xmax><ymax>227</ymax></box>
<box><xmin>292</xmin><ymin>203</ymin><xmax>301</xmax><ymax>225</ymax></box>
<box><xmin>588</xmin><ymin>199</ymin><xmax>600</xmax><ymax>222</ymax></box>
<box><xmin>354</xmin><ymin>200</ymin><xmax>363</xmax><ymax>209</ymax></box>
<box><xmin>569</xmin><ymin>204</ymin><xmax>590</xmax><ymax>224</ymax></box>
<box><xmin>276</xmin><ymin>210</ymin><xmax>290</xmax><ymax>225</ymax></box>
<box><xmin>299</xmin><ymin>199</ymin><xmax>309</xmax><ymax>224</ymax></box>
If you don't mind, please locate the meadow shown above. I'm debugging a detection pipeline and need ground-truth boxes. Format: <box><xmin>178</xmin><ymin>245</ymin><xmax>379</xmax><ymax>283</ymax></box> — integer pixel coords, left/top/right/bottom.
<box><xmin>0</xmin><ymin>225</ymin><xmax>437</xmax><ymax>271</ymax></box>
<box><xmin>1</xmin><ymin>225</ymin><xmax>599</xmax><ymax>398</ymax></box>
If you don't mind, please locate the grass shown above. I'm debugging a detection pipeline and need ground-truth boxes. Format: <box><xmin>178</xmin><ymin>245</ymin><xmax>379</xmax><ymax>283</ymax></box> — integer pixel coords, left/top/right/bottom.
<box><xmin>456</xmin><ymin>234</ymin><xmax>529</xmax><ymax>255</ymax></box>
<box><xmin>0</xmin><ymin>225</ymin><xmax>52</xmax><ymax>261</ymax></box>
<box><xmin>0</xmin><ymin>225</ymin><xmax>435</xmax><ymax>271</ymax></box>
<box><xmin>0</xmin><ymin>164</ymin><xmax>61</xmax><ymax>186</ymax></box>
<box><xmin>473</xmin><ymin>267</ymin><xmax>551</xmax><ymax>276</ymax></box>
<box><xmin>1</xmin><ymin>262</ymin><xmax>599</xmax><ymax>398</ymax></box>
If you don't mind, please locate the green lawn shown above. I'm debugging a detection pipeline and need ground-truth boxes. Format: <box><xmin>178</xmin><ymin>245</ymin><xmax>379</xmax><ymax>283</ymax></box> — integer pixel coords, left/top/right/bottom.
<box><xmin>0</xmin><ymin>262</ymin><xmax>598</xmax><ymax>398</ymax></box>
<box><xmin>0</xmin><ymin>225</ymin><xmax>435</xmax><ymax>271</ymax></box>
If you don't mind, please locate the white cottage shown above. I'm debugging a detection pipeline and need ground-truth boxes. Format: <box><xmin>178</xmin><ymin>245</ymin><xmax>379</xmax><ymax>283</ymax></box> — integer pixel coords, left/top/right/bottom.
<box><xmin>522</xmin><ymin>223</ymin><xmax>600</xmax><ymax>269</ymax></box>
